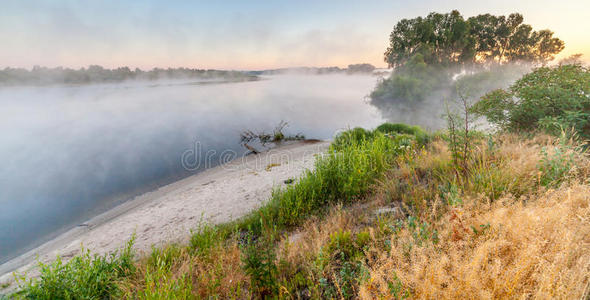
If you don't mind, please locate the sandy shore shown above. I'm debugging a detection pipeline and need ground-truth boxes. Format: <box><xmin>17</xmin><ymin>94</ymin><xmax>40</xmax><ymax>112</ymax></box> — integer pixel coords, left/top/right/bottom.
<box><xmin>0</xmin><ymin>140</ymin><xmax>329</xmax><ymax>287</ymax></box>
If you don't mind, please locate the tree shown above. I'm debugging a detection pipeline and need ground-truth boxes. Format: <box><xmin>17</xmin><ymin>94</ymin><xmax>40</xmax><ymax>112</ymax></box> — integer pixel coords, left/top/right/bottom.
<box><xmin>384</xmin><ymin>10</ymin><xmax>473</xmax><ymax>68</ymax></box>
<box><xmin>372</xmin><ymin>10</ymin><xmax>564</xmax><ymax>127</ymax></box>
<box><xmin>384</xmin><ymin>11</ymin><xmax>564</xmax><ymax>68</ymax></box>
<box><xmin>346</xmin><ymin>63</ymin><xmax>376</xmax><ymax>73</ymax></box>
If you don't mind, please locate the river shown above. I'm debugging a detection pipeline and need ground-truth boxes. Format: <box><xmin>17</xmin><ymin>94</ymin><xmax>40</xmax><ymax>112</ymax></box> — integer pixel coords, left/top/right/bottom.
<box><xmin>0</xmin><ymin>74</ymin><xmax>383</xmax><ymax>263</ymax></box>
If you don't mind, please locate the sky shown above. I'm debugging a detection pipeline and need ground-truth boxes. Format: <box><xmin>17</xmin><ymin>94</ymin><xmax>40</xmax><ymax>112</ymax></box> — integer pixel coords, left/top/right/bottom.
<box><xmin>1</xmin><ymin>0</ymin><xmax>589</xmax><ymax>70</ymax></box>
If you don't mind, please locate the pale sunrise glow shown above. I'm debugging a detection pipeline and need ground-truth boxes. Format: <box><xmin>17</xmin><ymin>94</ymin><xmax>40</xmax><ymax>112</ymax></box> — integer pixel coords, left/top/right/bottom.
<box><xmin>1</xmin><ymin>0</ymin><xmax>589</xmax><ymax>70</ymax></box>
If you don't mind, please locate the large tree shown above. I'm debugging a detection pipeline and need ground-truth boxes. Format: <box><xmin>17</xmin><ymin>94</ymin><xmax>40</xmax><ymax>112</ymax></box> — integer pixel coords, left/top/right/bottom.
<box><xmin>384</xmin><ymin>10</ymin><xmax>564</xmax><ymax>68</ymax></box>
<box><xmin>372</xmin><ymin>10</ymin><xmax>564</xmax><ymax>127</ymax></box>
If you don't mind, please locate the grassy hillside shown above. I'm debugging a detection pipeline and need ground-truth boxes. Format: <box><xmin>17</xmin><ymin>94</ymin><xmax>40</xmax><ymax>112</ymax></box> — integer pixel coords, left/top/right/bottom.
<box><xmin>5</xmin><ymin>121</ymin><xmax>590</xmax><ymax>299</ymax></box>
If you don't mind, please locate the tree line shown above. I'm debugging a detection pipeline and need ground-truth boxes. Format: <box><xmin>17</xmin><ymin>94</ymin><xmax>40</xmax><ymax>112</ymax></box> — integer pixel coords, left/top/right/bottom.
<box><xmin>0</xmin><ymin>65</ymin><xmax>255</xmax><ymax>86</ymax></box>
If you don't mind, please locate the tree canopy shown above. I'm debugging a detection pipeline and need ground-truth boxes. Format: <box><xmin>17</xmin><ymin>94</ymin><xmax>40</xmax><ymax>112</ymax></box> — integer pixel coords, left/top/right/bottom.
<box><xmin>384</xmin><ymin>10</ymin><xmax>564</xmax><ymax>68</ymax></box>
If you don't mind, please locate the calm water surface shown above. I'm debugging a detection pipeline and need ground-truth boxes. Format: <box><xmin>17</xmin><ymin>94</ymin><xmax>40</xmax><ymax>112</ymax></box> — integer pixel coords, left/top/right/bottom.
<box><xmin>0</xmin><ymin>74</ymin><xmax>383</xmax><ymax>263</ymax></box>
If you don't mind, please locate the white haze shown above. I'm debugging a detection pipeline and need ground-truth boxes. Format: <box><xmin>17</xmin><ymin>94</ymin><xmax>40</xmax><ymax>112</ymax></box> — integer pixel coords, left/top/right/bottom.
<box><xmin>0</xmin><ymin>74</ymin><xmax>383</xmax><ymax>263</ymax></box>
<box><xmin>374</xmin><ymin>64</ymin><xmax>533</xmax><ymax>130</ymax></box>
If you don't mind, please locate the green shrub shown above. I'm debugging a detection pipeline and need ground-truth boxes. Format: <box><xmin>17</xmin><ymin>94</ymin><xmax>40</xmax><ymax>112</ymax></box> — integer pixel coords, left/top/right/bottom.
<box><xmin>133</xmin><ymin>259</ymin><xmax>193</xmax><ymax>299</ymax></box>
<box><xmin>15</xmin><ymin>238</ymin><xmax>136</xmax><ymax>300</ymax></box>
<box><xmin>538</xmin><ymin>141</ymin><xmax>575</xmax><ymax>188</ymax></box>
<box><xmin>472</xmin><ymin>64</ymin><xmax>590</xmax><ymax>140</ymax></box>
<box><xmin>233</xmin><ymin>127</ymin><xmax>420</xmax><ymax>239</ymax></box>
<box><xmin>387</xmin><ymin>272</ymin><xmax>411</xmax><ymax>300</ymax></box>
<box><xmin>316</xmin><ymin>230</ymin><xmax>371</xmax><ymax>299</ymax></box>
<box><xmin>146</xmin><ymin>244</ymin><xmax>182</xmax><ymax>272</ymax></box>
<box><xmin>240</xmin><ymin>235</ymin><xmax>278</xmax><ymax>298</ymax></box>
<box><xmin>331</xmin><ymin>127</ymin><xmax>375</xmax><ymax>151</ymax></box>
<box><xmin>189</xmin><ymin>222</ymin><xmax>232</xmax><ymax>257</ymax></box>
<box><xmin>374</xmin><ymin>123</ymin><xmax>430</xmax><ymax>145</ymax></box>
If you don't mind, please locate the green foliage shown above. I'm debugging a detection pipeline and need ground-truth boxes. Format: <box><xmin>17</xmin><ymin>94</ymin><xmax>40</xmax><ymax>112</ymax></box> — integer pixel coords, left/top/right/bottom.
<box><xmin>251</xmin><ymin>133</ymin><xmax>403</xmax><ymax>233</ymax></box>
<box><xmin>374</xmin><ymin>122</ymin><xmax>430</xmax><ymax>145</ymax></box>
<box><xmin>473</xmin><ymin>64</ymin><xmax>590</xmax><ymax>140</ymax></box>
<box><xmin>189</xmin><ymin>222</ymin><xmax>224</xmax><ymax>257</ymax></box>
<box><xmin>406</xmin><ymin>216</ymin><xmax>438</xmax><ymax>246</ymax></box>
<box><xmin>439</xmin><ymin>183</ymin><xmax>462</xmax><ymax>206</ymax></box>
<box><xmin>331</xmin><ymin>127</ymin><xmax>375</xmax><ymax>151</ymax></box>
<box><xmin>387</xmin><ymin>273</ymin><xmax>411</xmax><ymax>300</ymax></box>
<box><xmin>0</xmin><ymin>65</ymin><xmax>255</xmax><ymax>86</ymax></box>
<box><xmin>384</xmin><ymin>10</ymin><xmax>563</xmax><ymax>68</ymax></box>
<box><xmin>317</xmin><ymin>230</ymin><xmax>371</xmax><ymax>299</ymax></box>
<box><xmin>240</xmin><ymin>235</ymin><xmax>278</xmax><ymax>297</ymax></box>
<box><xmin>15</xmin><ymin>238</ymin><xmax>136</xmax><ymax>300</ymax></box>
<box><xmin>134</xmin><ymin>261</ymin><xmax>192</xmax><ymax>299</ymax></box>
<box><xmin>146</xmin><ymin>244</ymin><xmax>182</xmax><ymax>272</ymax></box>
<box><xmin>324</xmin><ymin>230</ymin><xmax>363</xmax><ymax>263</ymax></box>
<box><xmin>384</xmin><ymin>10</ymin><xmax>473</xmax><ymax>68</ymax></box>
<box><xmin>470</xmin><ymin>89</ymin><xmax>514</xmax><ymax>126</ymax></box>
<box><xmin>346</xmin><ymin>63</ymin><xmax>376</xmax><ymax>74</ymax></box>
<box><xmin>538</xmin><ymin>140</ymin><xmax>575</xmax><ymax>188</ymax></box>
<box><xmin>370</xmin><ymin>53</ymin><xmax>449</xmax><ymax>110</ymax></box>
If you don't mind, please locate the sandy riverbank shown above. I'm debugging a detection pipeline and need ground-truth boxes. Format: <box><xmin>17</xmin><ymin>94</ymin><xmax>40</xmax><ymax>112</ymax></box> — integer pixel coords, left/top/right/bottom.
<box><xmin>0</xmin><ymin>140</ymin><xmax>329</xmax><ymax>288</ymax></box>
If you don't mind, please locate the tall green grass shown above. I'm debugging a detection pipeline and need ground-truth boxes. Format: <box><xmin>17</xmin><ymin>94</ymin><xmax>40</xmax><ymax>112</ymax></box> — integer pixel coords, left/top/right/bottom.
<box><xmin>13</xmin><ymin>238</ymin><xmax>136</xmax><ymax>299</ymax></box>
<box><xmin>190</xmin><ymin>131</ymin><xmax>410</xmax><ymax>245</ymax></box>
<box><xmin>374</xmin><ymin>123</ymin><xmax>430</xmax><ymax>145</ymax></box>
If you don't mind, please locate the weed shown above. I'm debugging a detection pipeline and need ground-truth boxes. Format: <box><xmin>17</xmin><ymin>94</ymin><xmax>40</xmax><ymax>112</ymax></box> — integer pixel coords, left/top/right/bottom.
<box><xmin>189</xmin><ymin>221</ymin><xmax>229</xmax><ymax>257</ymax></box>
<box><xmin>387</xmin><ymin>273</ymin><xmax>411</xmax><ymax>300</ymax></box>
<box><xmin>15</xmin><ymin>237</ymin><xmax>136</xmax><ymax>300</ymax></box>
<box><xmin>375</xmin><ymin>122</ymin><xmax>430</xmax><ymax>145</ymax></box>
<box><xmin>146</xmin><ymin>244</ymin><xmax>182</xmax><ymax>272</ymax></box>
<box><xmin>538</xmin><ymin>138</ymin><xmax>575</xmax><ymax>187</ymax></box>
<box><xmin>240</xmin><ymin>234</ymin><xmax>278</xmax><ymax>297</ymax></box>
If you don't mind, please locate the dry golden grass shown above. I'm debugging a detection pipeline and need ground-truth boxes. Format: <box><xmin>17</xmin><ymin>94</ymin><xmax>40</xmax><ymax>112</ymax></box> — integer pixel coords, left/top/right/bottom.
<box><xmin>357</xmin><ymin>134</ymin><xmax>590</xmax><ymax>299</ymax></box>
<box><xmin>360</xmin><ymin>183</ymin><xmax>590</xmax><ymax>299</ymax></box>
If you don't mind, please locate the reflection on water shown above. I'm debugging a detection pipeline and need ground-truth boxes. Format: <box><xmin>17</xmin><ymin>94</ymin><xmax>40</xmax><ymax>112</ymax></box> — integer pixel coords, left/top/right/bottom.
<box><xmin>0</xmin><ymin>74</ymin><xmax>383</xmax><ymax>263</ymax></box>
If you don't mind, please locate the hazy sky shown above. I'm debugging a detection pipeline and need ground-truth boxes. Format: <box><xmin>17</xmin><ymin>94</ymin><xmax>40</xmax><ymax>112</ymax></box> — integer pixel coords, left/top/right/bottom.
<box><xmin>1</xmin><ymin>0</ymin><xmax>589</xmax><ymax>70</ymax></box>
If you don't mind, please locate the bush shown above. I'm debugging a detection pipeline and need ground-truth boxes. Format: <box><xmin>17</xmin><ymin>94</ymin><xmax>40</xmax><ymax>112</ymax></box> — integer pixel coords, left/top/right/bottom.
<box><xmin>538</xmin><ymin>139</ymin><xmax>575</xmax><ymax>188</ymax></box>
<box><xmin>331</xmin><ymin>127</ymin><xmax>375</xmax><ymax>151</ymax></box>
<box><xmin>374</xmin><ymin>123</ymin><xmax>430</xmax><ymax>145</ymax></box>
<box><xmin>472</xmin><ymin>64</ymin><xmax>590</xmax><ymax>140</ymax></box>
<box><xmin>240</xmin><ymin>235</ymin><xmax>278</xmax><ymax>297</ymax></box>
<box><xmin>370</xmin><ymin>54</ymin><xmax>448</xmax><ymax>113</ymax></box>
<box><xmin>316</xmin><ymin>230</ymin><xmax>370</xmax><ymax>299</ymax></box>
<box><xmin>146</xmin><ymin>244</ymin><xmax>182</xmax><ymax>272</ymax></box>
<box><xmin>15</xmin><ymin>238</ymin><xmax>136</xmax><ymax>299</ymax></box>
<box><xmin>189</xmin><ymin>222</ymin><xmax>229</xmax><ymax>257</ymax></box>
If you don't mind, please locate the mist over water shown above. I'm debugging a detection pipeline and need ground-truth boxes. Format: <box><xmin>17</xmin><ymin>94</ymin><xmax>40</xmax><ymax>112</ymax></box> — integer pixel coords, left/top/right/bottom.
<box><xmin>0</xmin><ymin>74</ymin><xmax>382</xmax><ymax>264</ymax></box>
